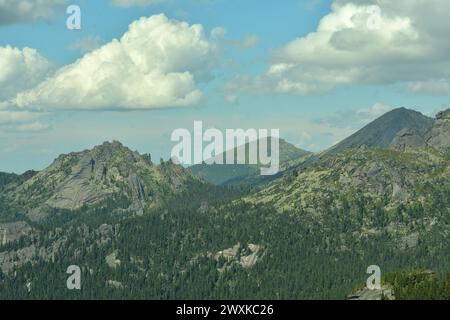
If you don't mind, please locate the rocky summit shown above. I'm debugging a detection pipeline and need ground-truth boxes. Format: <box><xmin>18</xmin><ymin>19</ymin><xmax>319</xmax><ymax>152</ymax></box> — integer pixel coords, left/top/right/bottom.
<box><xmin>426</xmin><ymin>108</ymin><xmax>450</xmax><ymax>153</ymax></box>
<box><xmin>390</xmin><ymin>108</ymin><xmax>450</xmax><ymax>152</ymax></box>
<box><xmin>4</xmin><ymin>141</ymin><xmax>201</xmax><ymax>220</ymax></box>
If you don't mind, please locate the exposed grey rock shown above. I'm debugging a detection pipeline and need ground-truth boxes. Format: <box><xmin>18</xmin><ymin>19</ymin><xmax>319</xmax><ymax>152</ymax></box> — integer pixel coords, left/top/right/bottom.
<box><xmin>0</xmin><ymin>245</ymin><xmax>36</xmax><ymax>274</ymax></box>
<box><xmin>240</xmin><ymin>244</ymin><xmax>262</xmax><ymax>269</ymax></box>
<box><xmin>0</xmin><ymin>221</ymin><xmax>32</xmax><ymax>246</ymax></box>
<box><xmin>106</xmin><ymin>280</ymin><xmax>124</xmax><ymax>289</ymax></box>
<box><xmin>208</xmin><ymin>243</ymin><xmax>263</xmax><ymax>272</ymax></box>
<box><xmin>323</xmin><ymin>108</ymin><xmax>433</xmax><ymax>157</ymax></box>
<box><xmin>213</xmin><ymin>243</ymin><xmax>241</xmax><ymax>261</ymax></box>
<box><xmin>436</xmin><ymin>109</ymin><xmax>450</xmax><ymax>120</ymax></box>
<box><xmin>6</xmin><ymin>140</ymin><xmax>199</xmax><ymax>220</ymax></box>
<box><xmin>390</xmin><ymin>128</ymin><xmax>427</xmax><ymax>151</ymax></box>
<box><xmin>0</xmin><ymin>234</ymin><xmax>67</xmax><ymax>274</ymax></box>
<box><xmin>106</xmin><ymin>250</ymin><xmax>121</xmax><ymax>269</ymax></box>
<box><xmin>425</xmin><ymin>108</ymin><xmax>450</xmax><ymax>153</ymax></box>
<box><xmin>399</xmin><ymin>232</ymin><xmax>420</xmax><ymax>250</ymax></box>
<box><xmin>347</xmin><ymin>285</ymin><xmax>394</xmax><ymax>300</ymax></box>
<box><xmin>392</xmin><ymin>183</ymin><xmax>410</xmax><ymax>202</ymax></box>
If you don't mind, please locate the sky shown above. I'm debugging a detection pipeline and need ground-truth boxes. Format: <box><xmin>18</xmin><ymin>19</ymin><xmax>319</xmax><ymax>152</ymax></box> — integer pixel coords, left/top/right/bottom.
<box><xmin>1</xmin><ymin>0</ymin><xmax>450</xmax><ymax>173</ymax></box>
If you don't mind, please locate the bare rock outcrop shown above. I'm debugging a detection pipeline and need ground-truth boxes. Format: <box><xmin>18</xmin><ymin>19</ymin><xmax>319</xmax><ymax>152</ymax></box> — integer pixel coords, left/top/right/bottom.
<box><xmin>425</xmin><ymin>108</ymin><xmax>450</xmax><ymax>153</ymax></box>
<box><xmin>0</xmin><ymin>221</ymin><xmax>32</xmax><ymax>246</ymax></box>
<box><xmin>347</xmin><ymin>285</ymin><xmax>394</xmax><ymax>300</ymax></box>
<box><xmin>106</xmin><ymin>250</ymin><xmax>121</xmax><ymax>269</ymax></box>
<box><xmin>390</xmin><ymin>128</ymin><xmax>426</xmax><ymax>151</ymax></box>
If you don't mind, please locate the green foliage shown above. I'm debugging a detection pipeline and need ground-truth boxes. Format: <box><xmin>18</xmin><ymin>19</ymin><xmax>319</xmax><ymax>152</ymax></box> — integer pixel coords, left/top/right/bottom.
<box><xmin>384</xmin><ymin>270</ymin><xmax>450</xmax><ymax>300</ymax></box>
<box><xmin>0</xmin><ymin>178</ymin><xmax>449</xmax><ymax>300</ymax></box>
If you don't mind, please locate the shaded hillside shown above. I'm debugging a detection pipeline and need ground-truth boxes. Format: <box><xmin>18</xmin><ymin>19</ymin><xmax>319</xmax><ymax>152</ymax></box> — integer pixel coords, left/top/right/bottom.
<box><xmin>328</xmin><ymin>107</ymin><xmax>433</xmax><ymax>155</ymax></box>
<box><xmin>190</xmin><ymin>138</ymin><xmax>311</xmax><ymax>186</ymax></box>
<box><xmin>0</xmin><ymin>171</ymin><xmax>38</xmax><ymax>189</ymax></box>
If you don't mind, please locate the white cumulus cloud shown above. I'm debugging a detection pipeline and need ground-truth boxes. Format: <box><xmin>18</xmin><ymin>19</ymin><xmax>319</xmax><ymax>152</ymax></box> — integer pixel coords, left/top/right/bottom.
<box><xmin>0</xmin><ymin>109</ymin><xmax>49</xmax><ymax>132</ymax></box>
<box><xmin>408</xmin><ymin>79</ymin><xmax>450</xmax><ymax>96</ymax></box>
<box><xmin>0</xmin><ymin>46</ymin><xmax>52</xmax><ymax>100</ymax></box>
<box><xmin>228</xmin><ymin>0</ymin><xmax>450</xmax><ymax>95</ymax></box>
<box><xmin>11</xmin><ymin>14</ymin><xmax>217</xmax><ymax>111</ymax></box>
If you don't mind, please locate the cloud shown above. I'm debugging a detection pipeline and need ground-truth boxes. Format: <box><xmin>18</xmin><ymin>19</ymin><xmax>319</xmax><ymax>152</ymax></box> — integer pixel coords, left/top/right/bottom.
<box><xmin>10</xmin><ymin>14</ymin><xmax>217</xmax><ymax>111</ymax></box>
<box><xmin>211</xmin><ymin>27</ymin><xmax>227</xmax><ymax>40</ymax></box>
<box><xmin>228</xmin><ymin>0</ymin><xmax>450</xmax><ymax>95</ymax></box>
<box><xmin>0</xmin><ymin>0</ymin><xmax>65</xmax><ymax>26</ymax></box>
<box><xmin>226</xmin><ymin>34</ymin><xmax>259</xmax><ymax>49</ymax></box>
<box><xmin>0</xmin><ymin>46</ymin><xmax>52</xmax><ymax>100</ymax></box>
<box><xmin>225</xmin><ymin>95</ymin><xmax>238</xmax><ymax>105</ymax></box>
<box><xmin>356</xmin><ymin>103</ymin><xmax>392</xmax><ymax>120</ymax></box>
<box><xmin>0</xmin><ymin>110</ymin><xmax>44</xmax><ymax>125</ymax></box>
<box><xmin>69</xmin><ymin>36</ymin><xmax>103</xmax><ymax>54</ymax></box>
<box><xmin>408</xmin><ymin>79</ymin><xmax>450</xmax><ymax>96</ymax></box>
<box><xmin>0</xmin><ymin>109</ymin><xmax>49</xmax><ymax>132</ymax></box>
<box><xmin>316</xmin><ymin>103</ymin><xmax>393</xmax><ymax>130</ymax></box>
<box><xmin>0</xmin><ymin>96</ymin><xmax>50</xmax><ymax>132</ymax></box>
<box><xmin>14</xmin><ymin>122</ymin><xmax>50</xmax><ymax>132</ymax></box>
<box><xmin>111</xmin><ymin>0</ymin><xmax>168</xmax><ymax>7</ymax></box>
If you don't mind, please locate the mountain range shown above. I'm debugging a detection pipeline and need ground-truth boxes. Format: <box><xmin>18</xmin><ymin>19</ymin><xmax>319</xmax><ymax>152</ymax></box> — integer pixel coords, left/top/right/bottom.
<box><xmin>0</xmin><ymin>107</ymin><xmax>449</xmax><ymax>300</ymax></box>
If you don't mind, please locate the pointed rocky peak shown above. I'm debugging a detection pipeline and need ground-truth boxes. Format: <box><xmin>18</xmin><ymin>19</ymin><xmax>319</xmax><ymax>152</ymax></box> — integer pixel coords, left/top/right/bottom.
<box><xmin>426</xmin><ymin>109</ymin><xmax>450</xmax><ymax>153</ymax></box>
<box><xmin>436</xmin><ymin>108</ymin><xmax>450</xmax><ymax>120</ymax></box>
<box><xmin>10</xmin><ymin>141</ymin><xmax>199</xmax><ymax>220</ymax></box>
<box><xmin>326</xmin><ymin>107</ymin><xmax>434</xmax><ymax>155</ymax></box>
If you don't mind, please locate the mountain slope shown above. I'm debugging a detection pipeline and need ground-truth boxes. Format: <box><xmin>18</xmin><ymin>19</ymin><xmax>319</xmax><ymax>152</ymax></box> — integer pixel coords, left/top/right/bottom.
<box><xmin>189</xmin><ymin>138</ymin><xmax>311</xmax><ymax>186</ymax></box>
<box><xmin>328</xmin><ymin>107</ymin><xmax>433</xmax><ymax>154</ymax></box>
<box><xmin>296</xmin><ymin>108</ymin><xmax>434</xmax><ymax>171</ymax></box>
<box><xmin>0</xmin><ymin>171</ymin><xmax>37</xmax><ymax>189</ymax></box>
<box><xmin>245</xmin><ymin>109</ymin><xmax>449</xmax><ymax>225</ymax></box>
<box><xmin>4</xmin><ymin>141</ymin><xmax>202</xmax><ymax>221</ymax></box>
<box><xmin>425</xmin><ymin>109</ymin><xmax>450</xmax><ymax>152</ymax></box>
<box><xmin>246</xmin><ymin>146</ymin><xmax>449</xmax><ymax>214</ymax></box>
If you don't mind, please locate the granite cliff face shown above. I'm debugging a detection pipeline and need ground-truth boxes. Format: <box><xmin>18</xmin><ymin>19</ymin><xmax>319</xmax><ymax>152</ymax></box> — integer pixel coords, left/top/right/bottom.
<box><xmin>4</xmin><ymin>141</ymin><xmax>201</xmax><ymax>220</ymax></box>
<box><xmin>389</xmin><ymin>128</ymin><xmax>427</xmax><ymax>151</ymax></box>
<box><xmin>390</xmin><ymin>108</ymin><xmax>450</xmax><ymax>152</ymax></box>
<box><xmin>0</xmin><ymin>222</ymin><xmax>32</xmax><ymax>246</ymax></box>
<box><xmin>425</xmin><ymin>109</ymin><xmax>450</xmax><ymax>153</ymax></box>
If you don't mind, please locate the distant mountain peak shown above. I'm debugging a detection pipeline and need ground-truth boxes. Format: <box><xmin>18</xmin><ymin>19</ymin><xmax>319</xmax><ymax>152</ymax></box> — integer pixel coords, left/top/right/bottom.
<box><xmin>325</xmin><ymin>107</ymin><xmax>433</xmax><ymax>155</ymax></box>
<box><xmin>190</xmin><ymin>138</ymin><xmax>311</xmax><ymax>186</ymax></box>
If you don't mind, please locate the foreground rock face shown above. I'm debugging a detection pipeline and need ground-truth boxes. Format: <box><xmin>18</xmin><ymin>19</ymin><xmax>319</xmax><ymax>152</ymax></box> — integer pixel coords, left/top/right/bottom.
<box><xmin>390</xmin><ymin>109</ymin><xmax>450</xmax><ymax>153</ymax></box>
<box><xmin>0</xmin><ymin>222</ymin><xmax>32</xmax><ymax>246</ymax></box>
<box><xmin>106</xmin><ymin>250</ymin><xmax>121</xmax><ymax>269</ymax></box>
<box><xmin>347</xmin><ymin>285</ymin><xmax>394</xmax><ymax>300</ymax></box>
<box><xmin>390</xmin><ymin>128</ymin><xmax>427</xmax><ymax>151</ymax></box>
<box><xmin>426</xmin><ymin>109</ymin><xmax>450</xmax><ymax>153</ymax></box>
<box><xmin>191</xmin><ymin>243</ymin><xmax>264</xmax><ymax>273</ymax></box>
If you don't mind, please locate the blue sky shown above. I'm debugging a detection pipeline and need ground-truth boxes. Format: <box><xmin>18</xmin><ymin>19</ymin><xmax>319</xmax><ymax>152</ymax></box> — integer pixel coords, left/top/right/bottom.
<box><xmin>1</xmin><ymin>0</ymin><xmax>449</xmax><ymax>173</ymax></box>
